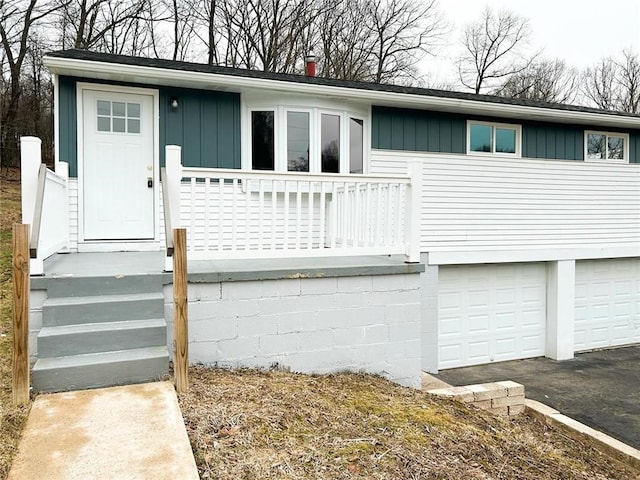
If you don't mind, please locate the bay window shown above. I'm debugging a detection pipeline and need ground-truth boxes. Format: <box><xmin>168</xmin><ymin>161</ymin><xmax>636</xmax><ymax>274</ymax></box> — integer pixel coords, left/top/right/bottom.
<box><xmin>249</xmin><ymin>106</ymin><xmax>366</xmax><ymax>174</ymax></box>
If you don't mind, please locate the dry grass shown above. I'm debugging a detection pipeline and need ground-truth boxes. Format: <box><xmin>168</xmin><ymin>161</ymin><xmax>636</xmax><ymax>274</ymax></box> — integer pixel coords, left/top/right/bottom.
<box><xmin>0</xmin><ymin>175</ymin><xmax>30</xmax><ymax>479</ymax></box>
<box><xmin>180</xmin><ymin>366</ymin><xmax>638</xmax><ymax>480</ymax></box>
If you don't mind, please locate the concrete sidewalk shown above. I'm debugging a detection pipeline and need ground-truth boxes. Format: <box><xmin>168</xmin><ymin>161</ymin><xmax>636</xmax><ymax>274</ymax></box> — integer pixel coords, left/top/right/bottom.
<box><xmin>8</xmin><ymin>382</ymin><xmax>199</xmax><ymax>480</ymax></box>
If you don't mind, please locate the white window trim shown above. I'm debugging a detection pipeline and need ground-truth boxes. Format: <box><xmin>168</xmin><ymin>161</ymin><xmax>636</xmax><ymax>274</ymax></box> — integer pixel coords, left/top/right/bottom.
<box><xmin>584</xmin><ymin>130</ymin><xmax>629</xmax><ymax>164</ymax></box>
<box><xmin>243</xmin><ymin>102</ymin><xmax>368</xmax><ymax>174</ymax></box>
<box><xmin>466</xmin><ymin>120</ymin><xmax>522</xmax><ymax>158</ymax></box>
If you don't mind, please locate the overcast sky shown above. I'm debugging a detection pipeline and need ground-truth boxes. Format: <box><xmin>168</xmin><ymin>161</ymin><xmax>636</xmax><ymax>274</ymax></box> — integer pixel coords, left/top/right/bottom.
<box><xmin>426</xmin><ymin>0</ymin><xmax>640</xmax><ymax>86</ymax></box>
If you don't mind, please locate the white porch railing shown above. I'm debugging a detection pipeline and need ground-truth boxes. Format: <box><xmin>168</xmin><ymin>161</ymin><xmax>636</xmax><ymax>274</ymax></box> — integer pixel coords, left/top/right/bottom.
<box><xmin>162</xmin><ymin>146</ymin><xmax>421</xmax><ymax>266</ymax></box>
<box><xmin>21</xmin><ymin>137</ymin><xmax>69</xmax><ymax>275</ymax></box>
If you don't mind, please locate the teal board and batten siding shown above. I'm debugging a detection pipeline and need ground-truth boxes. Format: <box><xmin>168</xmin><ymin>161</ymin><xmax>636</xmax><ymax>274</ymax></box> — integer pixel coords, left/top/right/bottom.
<box><xmin>371</xmin><ymin>107</ymin><xmax>466</xmax><ymax>154</ymax></box>
<box><xmin>372</xmin><ymin>106</ymin><xmax>640</xmax><ymax>162</ymax></box>
<box><xmin>57</xmin><ymin>76</ymin><xmax>241</xmax><ymax>176</ymax></box>
<box><xmin>158</xmin><ymin>87</ymin><xmax>240</xmax><ymax>168</ymax></box>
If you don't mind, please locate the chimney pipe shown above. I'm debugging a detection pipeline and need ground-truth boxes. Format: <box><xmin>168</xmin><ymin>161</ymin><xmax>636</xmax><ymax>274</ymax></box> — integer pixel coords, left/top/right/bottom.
<box><xmin>305</xmin><ymin>53</ymin><xmax>316</xmax><ymax>77</ymax></box>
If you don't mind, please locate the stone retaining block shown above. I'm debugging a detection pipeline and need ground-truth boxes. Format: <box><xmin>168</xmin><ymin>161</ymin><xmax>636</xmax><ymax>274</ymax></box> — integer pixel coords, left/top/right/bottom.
<box><xmin>427</xmin><ymin>381</ymin><xmax>526</xmax><ymax>418</ymax></box>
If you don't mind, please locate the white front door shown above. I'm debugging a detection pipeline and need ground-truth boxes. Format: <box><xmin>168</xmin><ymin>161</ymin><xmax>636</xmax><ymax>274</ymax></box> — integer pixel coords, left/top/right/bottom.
<box><xmin>82</xmin><ymin>89</ymin><xmax>155</xmax><ymax>240</ymax></box>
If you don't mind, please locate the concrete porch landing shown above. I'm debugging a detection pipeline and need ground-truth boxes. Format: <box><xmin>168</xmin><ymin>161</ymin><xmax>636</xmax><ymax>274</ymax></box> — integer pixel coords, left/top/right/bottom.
<box><xmin>8</xmin><ymin>382</ymin><xmax>199</xmax><ymax>480</ymax></box>
<box><xmin>36</xmin><ymin>251</ymin><xmax>423</xmax><ymax>281</ymax></box>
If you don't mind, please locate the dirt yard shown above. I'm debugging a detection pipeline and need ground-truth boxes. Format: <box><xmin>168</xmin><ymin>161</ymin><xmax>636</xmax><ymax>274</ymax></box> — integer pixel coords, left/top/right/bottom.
<box><xmin>0</xmin><ymin>176</ymin><xmax>30</xmax><ymax>479</ymax></box>
<box><xmin>180</xmin><ymin>366</ymin><xmax>638</xmax><ymax>479</ymax></box>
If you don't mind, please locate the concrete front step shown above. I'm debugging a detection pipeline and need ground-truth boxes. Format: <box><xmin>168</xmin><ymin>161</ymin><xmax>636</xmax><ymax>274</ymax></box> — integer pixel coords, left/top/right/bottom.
<box><xmin>38</xmin><ymin>319</ymin><xmax>167</xmax><ymax>357</ymax></box>
<box><xmin>32</xmin><ymin>346</ymin><xmax>170</xmax><ymax>393</ymax></box>
<box><xmin>43</xmin><ymin>292</ymin><xmax>165</xmax><ymax>326</ymax></box>
<box><xmin>44</xmin><ymin>274</ymin><xmax>164</xmax><ymax>298</ymax></box>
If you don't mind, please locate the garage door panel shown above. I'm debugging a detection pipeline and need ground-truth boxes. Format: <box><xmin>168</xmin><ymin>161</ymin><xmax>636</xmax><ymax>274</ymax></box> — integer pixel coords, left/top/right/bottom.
<box><xmin>495</xmin><ymin>287</ymin><xmax>516</xmax><ymax>306</ymax></box>
<box><xmin>575</xmin><ymin>259</ymin><xmax>640</xmax><ymax>352</ymax></box>
<box><xmin>522</xmin><ymin>285</ymin><xmax>545</xmax><ymax>303</ymax></box>
<box><xmin>439</xmin><ymin>344</ymin><xmax>462</xmax><ymax>364</ymax></box>
<box><xmin>438</xmin><ymin>263</ymin><xmax>547</xmax><ymax>369</ymax></box>
<box><xmin>496</xmin><ymin>312</ymin><xmax>516</xmax><ymax>330</ymax></box>
<box><xmin>469</xmin><ymin>314</ymin><xmax>490</xmax><ymax>334</ymax></box>
<box><xmin>495</xmin><ymin>337</ymin><xmax>516</xmax><ymax>356</ymax></box>
<box><xmin>468</xmin><ymin>341</ymin><xmax>490</xmax><ymax>361</ymax></box>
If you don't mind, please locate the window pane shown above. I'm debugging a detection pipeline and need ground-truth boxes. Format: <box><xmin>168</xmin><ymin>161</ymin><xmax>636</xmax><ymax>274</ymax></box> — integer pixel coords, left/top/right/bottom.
<box><xmin>112</xmin><ymin>101</ymin><xmax>126</xmax><ymax>117</ymax></box>
<box><xmin>321</xmin><ymin>114</ymin><xmax>340</xmax><ymax>173</ymax></box>
<box><xmin>128</xmin><ymin>119</ymin><xmax>141</xmax><ymax>134</ymax></box>
<box><xmin>607</xmin><ymin>136</ymin><xmax>624</xmax><ymax>159</ymax></box>
<box><xmin>287</xmin><ymin>111</ymin><xmax>309</xmax><ymax>172</ymax></box>
<box><xmin>127</xmin><ymin>102</ymin><xmax>141</xmax><ymax>118</ymax></box>
<box><xmin>469</xmin><ymin>124</ymin><xmax>492</xmax><ymax>152</ymax></box>
<box><xmin>349</xmin><ymin>118</ymin><xmax>364</xmax><ymax>174</ymax></box>
<box><xmin>97</xmin><ymin>116</ymin><xmax>110</xmax><ymax>132</ymax></box>
<box><xmin>97</xmin><ymin>100</ymin><xmax>110</xmax><ymax>116</ymax></box>
<box><xmin>252</xmin><ymin>111</ymin><xmax>275</xmax><ymax>170</ymax></box>
<box><xmin>587</xmin><ymin>133</ymin><xmax>606</xmax><ymax>159</ymax></box>
<box><xmin>112</xmin><ymin>117</ymin><xmax>126</xmax><ymax>133</ymax></box>
<box><xmin>495</xmin><ymin>128</ymin><xmax>516</xmax><ymax>153</ymax></box>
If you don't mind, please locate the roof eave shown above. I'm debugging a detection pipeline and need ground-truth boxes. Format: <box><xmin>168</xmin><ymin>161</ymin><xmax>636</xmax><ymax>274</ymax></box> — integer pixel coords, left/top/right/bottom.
<box><xmin>43</xmin><ymin>55</ymin><xmax>640</xmax><ymax>129</ymax></box>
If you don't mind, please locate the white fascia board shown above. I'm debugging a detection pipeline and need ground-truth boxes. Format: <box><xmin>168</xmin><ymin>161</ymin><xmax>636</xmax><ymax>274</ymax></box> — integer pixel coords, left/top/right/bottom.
<box><xmin>427</xmin><ymin>246</ymin><xmax>640</xmax><ymax>265</ymax></box>
<box><xmin>43</xmin><ymin>56</ymin><xmax>640</xmax><ymax>129</ymax></box>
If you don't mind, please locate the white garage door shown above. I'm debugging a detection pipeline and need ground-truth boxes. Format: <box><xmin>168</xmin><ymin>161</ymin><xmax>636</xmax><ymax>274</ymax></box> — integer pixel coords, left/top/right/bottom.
<box><xmin>575</xmin><ymin>259</ymin><xmax>640</xmax><ymax>352</ymax></box>
<box><xmin>438</xmin><ymin>263</ymin><xmax>547</xmax><ymax>369</ymax></box>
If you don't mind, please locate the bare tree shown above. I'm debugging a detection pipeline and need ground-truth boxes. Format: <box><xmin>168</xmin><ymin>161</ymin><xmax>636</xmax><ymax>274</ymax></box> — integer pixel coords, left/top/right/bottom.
<box><xmin>317</xmin><ymin>0</ymin><xmax>447</xmax><ymax>83</ymax></box>
<box><xmin>583</xmin><ymin>57</ymin><xmax>617</xmax><ymax>110</ymax></box>
<box><xmin>317</xmin><ymin>0</ymin><xmax>372</xmax><ymax>80</ymax></box>
<box><xmin>458</xmin><ymin>7</ymin><xmax>535</xmax><ymax>94</ymax></box>
<box><xmin>57</xmin><ymin>0</ymin><xmax>148</xmax><ymax>52</ymax></box>
<box><xmin>583</xmin><ymin>49</ymin><xmax>640</xmax><ymax>113</ymax></box>
<box><xmin>494</xmin><ymin>59</ymin><xmax>579</xmax><ymax>104</ymax></box>
<box><xmin>0</xmin><ymin>0</ymin><xmax>61</xmax><ymax>167</ymax></box>
<box><xmin>367</xmin><ymin>0</ymin><xmax>447</xmax><ymax>83</ymax></box>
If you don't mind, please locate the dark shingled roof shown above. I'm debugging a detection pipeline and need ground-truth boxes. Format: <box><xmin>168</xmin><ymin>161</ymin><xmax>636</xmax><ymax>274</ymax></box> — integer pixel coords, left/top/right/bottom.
<box><xmin>46</xmin><ymin>49</ymin><xmax>640</xmax><ymax>120</ymax></box>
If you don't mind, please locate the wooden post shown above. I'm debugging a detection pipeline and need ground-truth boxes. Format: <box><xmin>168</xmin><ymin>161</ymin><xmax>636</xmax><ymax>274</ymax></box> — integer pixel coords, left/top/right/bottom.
<box><xmin>173</xmin><ymin>228</ymin><xmax>188</xmax><ymax>393</ymax></box>
<box><xmin>12</xmin><ymin>224</ymin><xmax>30</xmax><ymax>405</ymax></box>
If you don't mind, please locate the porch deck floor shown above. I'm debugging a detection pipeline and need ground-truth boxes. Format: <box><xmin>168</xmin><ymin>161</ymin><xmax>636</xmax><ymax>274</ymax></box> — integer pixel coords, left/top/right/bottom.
<box><xmin>40</xmin><ymin>252</ymin><xmax>423</xmax><ymax>281</ymax></box>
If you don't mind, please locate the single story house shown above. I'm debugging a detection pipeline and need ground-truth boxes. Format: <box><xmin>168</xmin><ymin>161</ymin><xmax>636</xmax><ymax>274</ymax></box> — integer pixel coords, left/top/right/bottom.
<box><xmin>24</xmin><ymin>49</ymin><xmax>639</xmax><ymax>392</ymax></box>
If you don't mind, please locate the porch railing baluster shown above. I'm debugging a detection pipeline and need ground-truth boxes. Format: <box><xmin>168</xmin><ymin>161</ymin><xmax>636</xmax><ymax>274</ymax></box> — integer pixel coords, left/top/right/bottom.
<box><xmin>162</xmin><ymin>147</ymin><xmax>420</xmax><ymax>262</ymax></box>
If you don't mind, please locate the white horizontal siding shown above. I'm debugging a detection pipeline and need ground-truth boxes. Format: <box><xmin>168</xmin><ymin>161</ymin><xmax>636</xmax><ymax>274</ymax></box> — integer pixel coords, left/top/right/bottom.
<box><xmin>371</xmin><ymin>150</ymin><xmax>640</xmax><ymax>261</ymax></box>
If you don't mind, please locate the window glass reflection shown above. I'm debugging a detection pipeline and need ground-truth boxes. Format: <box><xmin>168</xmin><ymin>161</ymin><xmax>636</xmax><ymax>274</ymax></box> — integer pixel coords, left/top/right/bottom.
<box><xmin>252</xmin><ymin>111</ymin><xmax>275</xmax><ymax>170</ymax></box>
<box><xmin>495</xmin><ymin>128</ymin><xmax>516</xmax><ymax>153</ymax></box>
<box><xmin>287</xmin><ymin>111</ymin><xmax>310</xmax><ymax>172</ymax></box>
<box><xmin>470</xmin><ymin>124</ymin><xmax>492</xmax><ymax>152</ymax></box>
<box><xmin>321</xmin><ymin>114</ymin><xmax>340</xmax><ymax>173</ymax></box>
<box><xmin>587</xmin><ymin>133</ymin><xmax>606</xmax><ymax>159</ymax></box>
<box><xmin>349</xmin><ymin>118</ymin><xmax>364</xmax><ymax>173</ymax></box>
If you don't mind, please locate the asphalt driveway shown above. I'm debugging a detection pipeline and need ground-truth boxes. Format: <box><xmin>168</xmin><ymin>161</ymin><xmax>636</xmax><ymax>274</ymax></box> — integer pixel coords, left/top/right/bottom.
<box><xmin>435</xmin><ymin>346</ymin><xmax>640</xmax><ymax>449</ymax></box>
